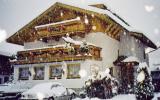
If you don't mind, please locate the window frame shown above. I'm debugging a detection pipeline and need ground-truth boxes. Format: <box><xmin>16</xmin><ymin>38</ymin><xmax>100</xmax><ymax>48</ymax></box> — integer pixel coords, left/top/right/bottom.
<box><xmin>18</xmin><ymin>67</ymin><xmax>30</xmax><ymax>80</ymax></box>
<box><xmin>49</xmin><ymin>65</ymin><xmax>63</xmax><ymax>79</ymax></box>
<box><xmin>67</xmin><ymin>63</ymin><xmax>80</xmax><ymax>79</ymax></box>
<box><xmin>33</xmin><ymin>66</ymin><xmax>45</xmax><ymax>80</ymax></box>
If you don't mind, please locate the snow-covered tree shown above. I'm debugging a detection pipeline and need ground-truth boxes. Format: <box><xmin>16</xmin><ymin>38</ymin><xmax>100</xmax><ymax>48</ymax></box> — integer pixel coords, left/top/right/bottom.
<box><xmin>135</xmin><ymin>62</ymin><xmax>154</xmax><ymax>100</ymax></box>
<box><xmin>85</xmin><ymin>68</ymin><xmax>119</xmax><ymax>99</ymax></box>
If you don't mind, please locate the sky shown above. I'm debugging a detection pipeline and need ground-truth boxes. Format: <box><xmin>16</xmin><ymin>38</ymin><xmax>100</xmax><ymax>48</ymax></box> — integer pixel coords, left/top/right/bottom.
<box><xmin>0</xmin><ymin>0</ymin><xmax>159</xmax><ymax>68</ymax></box>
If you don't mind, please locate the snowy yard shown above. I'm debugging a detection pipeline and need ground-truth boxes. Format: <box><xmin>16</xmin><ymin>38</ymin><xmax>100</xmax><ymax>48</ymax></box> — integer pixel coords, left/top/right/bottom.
<box><xmin>74</xmin><ymin>93</ymin><xmax>160</xmax><ymax>100</ymax></box>
<box><xmin>153</xmin><ymin>93</ymin><xmax>160</xmax><ymax>100</ymax></box>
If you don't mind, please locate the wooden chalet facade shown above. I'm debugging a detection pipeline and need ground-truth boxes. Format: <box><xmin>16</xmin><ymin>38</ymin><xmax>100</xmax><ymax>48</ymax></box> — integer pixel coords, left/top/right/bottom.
<box><xmin>7</xmin><ymin>2</ymin><xmax>157</xmax><ymax>89</ymax></box>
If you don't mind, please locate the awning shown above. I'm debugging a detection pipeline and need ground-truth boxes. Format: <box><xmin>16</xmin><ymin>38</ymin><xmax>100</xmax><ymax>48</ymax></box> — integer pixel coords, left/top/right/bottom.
<box><xmin>130</xmin><ymin>32</ymin><xmax>157</xmax><ymax>49</ymax></box>
<box><xmin>113</xmin><ymin>56</ymin><xmax>139</xmax><ymax>66</ymax></box>
<box><xmin>122</xmin><ymin>56</ymin><xmax>139</xmax><ymax>63</ymax></box>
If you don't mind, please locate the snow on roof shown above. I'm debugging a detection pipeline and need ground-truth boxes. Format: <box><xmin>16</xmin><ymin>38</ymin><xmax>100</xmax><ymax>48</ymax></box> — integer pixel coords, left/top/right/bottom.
<box><xmin>62</xmin><ymin>36</ymin><xmax>82</xmax><ymax>45</ymax></box>
<box><xmin>58</xmin><ymin>1</ymin><xmax>142</xmax><ymax>33</ymax></box>
<box><xmin>0</xmin><ymin>51</ymin><xmax>12</xmax><ymax>57</ymax></box>
<box><xmin>35</xmin><ymin>17</ymin><xmax>80</xmax><ymax>29</ymax></box>
<box><xmin>122</xmin><ymin>56</ymin><xmax>139</xmax><ymax>63</ymax></box>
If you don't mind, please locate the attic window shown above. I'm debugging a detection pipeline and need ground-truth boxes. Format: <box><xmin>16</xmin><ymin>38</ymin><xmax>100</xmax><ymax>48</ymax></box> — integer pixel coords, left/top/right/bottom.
<box><xmin>89</xmin><ymin>4</ymin><xmax>107</xmax><ymax>10</ymax></box>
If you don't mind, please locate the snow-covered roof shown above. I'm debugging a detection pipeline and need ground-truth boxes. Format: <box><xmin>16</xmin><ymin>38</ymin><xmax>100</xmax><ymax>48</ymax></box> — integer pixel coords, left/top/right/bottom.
<box><xmin>0</xmin><ymin>51</ymin><xmax>12</xmax><ymax>57</ymax></box>
<box><xmin>58</xmin><ymin>1</ymin><xmax>140</xmax><ymax>33</ymax></box>
<box><xmin>122</xmin><ymin>56</ymin><xmax>139</xmax><ymax>63</ymax></box>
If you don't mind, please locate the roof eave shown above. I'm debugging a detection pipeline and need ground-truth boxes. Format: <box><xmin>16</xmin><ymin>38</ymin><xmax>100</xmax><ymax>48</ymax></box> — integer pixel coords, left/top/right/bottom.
<box><xmin>130</xmin><ymin>32</ymin><xmax>157</xmax><ymax>49</ymax></box>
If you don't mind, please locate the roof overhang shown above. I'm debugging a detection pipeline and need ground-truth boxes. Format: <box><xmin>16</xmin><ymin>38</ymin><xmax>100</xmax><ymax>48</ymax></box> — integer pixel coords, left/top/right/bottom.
<box><xmin>130</xmin><ymin>32</ymin><xmax>157</xmax><ymax>49</ymax></box>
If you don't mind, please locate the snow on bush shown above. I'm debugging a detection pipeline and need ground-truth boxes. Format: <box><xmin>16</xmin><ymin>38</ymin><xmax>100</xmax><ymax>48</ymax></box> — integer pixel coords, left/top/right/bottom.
<box><xmin>137</xmin><ymin>62</ymin><xmax>151</xmax><ymax>74</ymax></box>
<box><xmin>62</xmin><ymin>34</ymin><xmax>82</xmax><ymax>45</ymax></box>
<box><xmin>136</xmin><ymin>71</ymin><xmax>145</xmax><ymax>82</ymax></box>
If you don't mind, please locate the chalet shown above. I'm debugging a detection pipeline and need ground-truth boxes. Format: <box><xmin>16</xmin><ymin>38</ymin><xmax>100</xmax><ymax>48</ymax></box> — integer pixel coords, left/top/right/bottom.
<box><xmin>6</xmin><ymin>2</ymin><xmax>157</xmax><ymax>89</ymax></box>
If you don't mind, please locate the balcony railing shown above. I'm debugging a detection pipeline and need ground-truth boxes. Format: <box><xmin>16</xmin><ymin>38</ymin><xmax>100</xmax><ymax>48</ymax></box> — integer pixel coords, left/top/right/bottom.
<box><xmin>11</xmin><ymin>45</ymin><xmax>102</xmax><ymax>65</ymax></box>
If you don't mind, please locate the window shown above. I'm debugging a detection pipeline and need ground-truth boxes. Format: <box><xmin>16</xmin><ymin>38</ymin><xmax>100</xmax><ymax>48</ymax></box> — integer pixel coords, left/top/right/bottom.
<box><xmin>33</xmin><ymin>66</ymin><xmax>44</xmax><ymax>80</ymax></box>
<box><xmin>67</xmin><ymin>64</ymin><xmax>80</xmax><ymax>79</ymax></box>
<box><xmin>50</xmin><ymin>65</ymin><xmax>63</xmax><ymax>79</ymax></box>
<box><xmin>94</xmin><ymin>50</ymin><xmax>100</xmax><ymax>57</ymax></box>
<box><xmin>19</xmin><ymin>67</ymin><xmax>30</xmax><ymax>80</ymax></box>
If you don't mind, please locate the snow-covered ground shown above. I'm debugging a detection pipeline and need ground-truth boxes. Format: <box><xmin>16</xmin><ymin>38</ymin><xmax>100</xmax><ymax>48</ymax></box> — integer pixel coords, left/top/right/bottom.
<box><xmin>153</xmin><ymin>93</ymin><xmax>160</xmax><ymax>100</ymax></box>
<box><xmin>74</xmin><ymin>93</ymin><xmax>160</xmax><ymax>100</ymax></box>
<box><xmin>74</xmin><ymin>94</ymin><xmax>136</xmax><ymax>100</ymax></box>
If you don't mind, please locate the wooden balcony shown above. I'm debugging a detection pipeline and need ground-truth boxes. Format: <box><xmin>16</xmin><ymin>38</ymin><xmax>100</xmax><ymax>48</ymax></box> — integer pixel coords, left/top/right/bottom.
<box><xmin>11</xmin><ymin>45</ymin><xmax>102</xmax><ymax>65</ymax></box>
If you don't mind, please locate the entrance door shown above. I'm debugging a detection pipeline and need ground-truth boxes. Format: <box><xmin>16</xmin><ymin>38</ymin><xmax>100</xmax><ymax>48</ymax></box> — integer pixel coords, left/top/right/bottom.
<box><xmin>120</xmin><ymin>64</ymin><xmax>134</xmax><ymax>93</ymax></box>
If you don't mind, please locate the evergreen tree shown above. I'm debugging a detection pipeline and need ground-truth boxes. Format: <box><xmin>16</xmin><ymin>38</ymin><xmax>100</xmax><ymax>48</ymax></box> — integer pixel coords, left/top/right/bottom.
<box><xmin>135</xmin><ymin>62</ymin><xmax>154</xmax><ymax>100</ymax></box>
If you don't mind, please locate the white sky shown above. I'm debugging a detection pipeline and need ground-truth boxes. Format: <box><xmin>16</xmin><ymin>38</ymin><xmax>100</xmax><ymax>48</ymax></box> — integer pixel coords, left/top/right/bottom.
<box><xmin>0</xmin><ymin>0</ymin><xmax>159</xmax><ymax>68</ymax></box>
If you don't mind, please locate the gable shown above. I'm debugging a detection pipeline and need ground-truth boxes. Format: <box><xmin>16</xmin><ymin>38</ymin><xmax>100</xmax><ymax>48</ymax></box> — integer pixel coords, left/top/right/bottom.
<box><xmin>6</xmin><ymin>2</ymin><xmax>123</xmax><ymax>45</ymax></box>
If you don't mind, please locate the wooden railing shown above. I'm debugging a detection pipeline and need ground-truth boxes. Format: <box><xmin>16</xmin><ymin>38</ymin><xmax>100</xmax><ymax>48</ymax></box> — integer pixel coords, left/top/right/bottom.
<box><xmin>11</xmin><ymin>45</ymin><xmax>102</xmax><ymax>65</ymax></box>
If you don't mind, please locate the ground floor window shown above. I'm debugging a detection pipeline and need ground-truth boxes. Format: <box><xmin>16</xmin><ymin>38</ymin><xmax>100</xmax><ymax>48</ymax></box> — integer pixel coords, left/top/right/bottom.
<box><xmin>50</xmin><ymin>65</ymin><xmax>63</xmax><ymax>79</ymax></box>
<box><xmin>67</xmin><ymin>64</ymin><xmax>80</xmax><ymax>79</ymax></box>
<box><xmin>19</xmin><ymin>67</ymin><xmax>30</xmax><ymax>80</ymax></box>
<box><xmin>33</xmin><ymin>66</ymin><xmax>44</xmax><ymax>80</ymax></box>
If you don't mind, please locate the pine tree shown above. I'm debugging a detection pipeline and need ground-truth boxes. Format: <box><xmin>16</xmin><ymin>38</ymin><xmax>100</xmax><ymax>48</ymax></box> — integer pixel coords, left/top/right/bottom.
<box><xmin>135</xmin><ymin>63</ymin><xmax>154</xmax><ymax>100</ymax></box>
